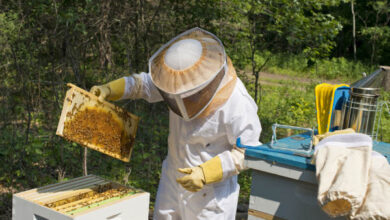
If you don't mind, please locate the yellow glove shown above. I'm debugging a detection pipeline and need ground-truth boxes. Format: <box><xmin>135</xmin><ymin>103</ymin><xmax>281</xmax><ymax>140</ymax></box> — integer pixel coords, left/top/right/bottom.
<box><xmin>176</xmin><ymin>167</ymin><xmax>205</xmax><ymax>192</ymax></box>
<box><xmin>313</xmin><ymin>128</ymin><xmax>355</xmax><ymax>146</ymax></box>
<box><xmin>90</xmin><ymin>78</ymin><xmax>125</xmax><ymax>101</ymax></box>
<box><xmin>176</xmin><ymin>156</ymin><xmax>223</xmax><ymax>192</ymax></box>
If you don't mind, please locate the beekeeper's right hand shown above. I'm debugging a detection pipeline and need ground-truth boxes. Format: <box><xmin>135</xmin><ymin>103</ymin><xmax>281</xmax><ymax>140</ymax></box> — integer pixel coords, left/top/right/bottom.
<box><xmin>90</xmin><ymin>78</ymin><xmax>125</xmax><ymax>101</ymax></box>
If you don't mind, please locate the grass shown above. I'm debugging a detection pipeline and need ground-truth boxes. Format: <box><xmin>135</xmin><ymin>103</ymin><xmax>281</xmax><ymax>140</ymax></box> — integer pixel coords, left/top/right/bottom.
<box><xmin>251</xmin><ymin>53</ymin><xmax>377</xmax><ymax>83</ymax></box>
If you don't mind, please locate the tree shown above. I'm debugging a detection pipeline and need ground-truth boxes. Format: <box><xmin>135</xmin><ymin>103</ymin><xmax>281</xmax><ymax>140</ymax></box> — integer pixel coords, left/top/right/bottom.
<box><xmin>351</xmin><ymin>0</ymin><xmax>357</xmax><ymax>61</ymax></box>
<box><xmin>359</xmin><ymin>1</ymin><xmax>390</xmax><ymax>64</ymax></box>
<box><xmin>219</xmin><ymin>0</ymin><xmax>343</xmax><ymax>104</ymax></box>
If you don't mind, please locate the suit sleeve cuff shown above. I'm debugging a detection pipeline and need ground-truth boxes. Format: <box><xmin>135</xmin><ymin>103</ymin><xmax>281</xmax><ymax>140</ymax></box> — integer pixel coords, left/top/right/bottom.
<box><xmin>199</xmin><ymin>156</ymin><xmax>223</xmax><ymax>184</ymax></box>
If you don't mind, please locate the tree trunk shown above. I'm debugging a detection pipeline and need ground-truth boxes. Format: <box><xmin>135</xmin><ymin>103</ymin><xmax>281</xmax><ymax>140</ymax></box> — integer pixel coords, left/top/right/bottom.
<box><xmin>83</xmin><ymin>147</ymin><xmax>88</xmax><ymax>176</ymax></box>
<box><xmin>254</xmin><ymin>72</ymin><xmax>259</xmax><ymax>104</ymax></box>
<box><xmin>351</xmin><ymin>0</ymin><xmax>356</xmax><ymax>61</ymax></box>
<box><xmin>250</xmin><ymin>40</ymin><xmax>259</xmax><ymax>103</ymax></box>
<box><xmin>371</xmin><ymin>39</ymin><xmax>376</xmax><ymax>65</ymax></box>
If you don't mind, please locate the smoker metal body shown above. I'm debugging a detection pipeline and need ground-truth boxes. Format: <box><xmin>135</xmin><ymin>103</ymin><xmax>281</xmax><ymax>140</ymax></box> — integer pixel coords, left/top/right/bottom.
<box><xmin>12</xmin><ymin>175</ymin><xmax>149</xmax><ymax>220</ymax></box>
<box><xmin>341</xmin><ymin>87</ymin><xmax>380</xmax><ymax>137</ymax></box>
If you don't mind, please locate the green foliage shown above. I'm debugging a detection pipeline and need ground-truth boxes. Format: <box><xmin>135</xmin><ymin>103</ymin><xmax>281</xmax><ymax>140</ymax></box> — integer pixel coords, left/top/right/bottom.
<box><xmin>0</xmin><ymin>12</ymin><xmax>19</xmax><ymax>51</ymax></box>
<box><xmin>261</xmin><ymin>84</ymin><xmax>316</xmax><ymax>142</ymax></box>
<box><xmin>376</xmin><ymin>92</ymin><xmax>390</xmax><ymax>143</ymax></box>
<box><xmin>237</xmin><ymin>170</ymin><xmax>252</xmax><ymax>204</ymax></box>
<box><xmin>259</xmin><ymin>53</ymin><xmax>375</xmax><ymax>81</ymax></box>
<box><xmin>361</xmin><ymin>25</ymin><xmax>390</xmax><ymax>62</ymax></box>
<box><xmin>334</xmin><ymin>0</ymin><xmax>390</xmax><ymax>64</ymax></box>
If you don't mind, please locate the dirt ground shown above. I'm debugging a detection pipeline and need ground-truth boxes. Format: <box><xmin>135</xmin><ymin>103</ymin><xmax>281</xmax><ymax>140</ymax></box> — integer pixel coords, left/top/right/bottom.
<box><xmin>258</xmin><ymin>71</ymin><xmax>341</xmax><ymax>86</ymax></box>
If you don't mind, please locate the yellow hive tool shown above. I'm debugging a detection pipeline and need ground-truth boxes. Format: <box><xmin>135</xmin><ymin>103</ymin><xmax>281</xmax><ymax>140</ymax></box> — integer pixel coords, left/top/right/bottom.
<box><xmin>315</xmin><ymin>83</ymin><xmax>350</xmax><ymax>135</ymax></box>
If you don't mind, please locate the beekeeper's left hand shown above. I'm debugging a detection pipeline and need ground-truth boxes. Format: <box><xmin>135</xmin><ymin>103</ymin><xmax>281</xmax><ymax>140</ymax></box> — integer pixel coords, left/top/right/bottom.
<box><xmin>177</xmin><ymin>156</ymin><xmax>224</xmax><ymax>192</ymax></box>
<box><xmin>176</xmin><ymin>167</ymin><xmax>205</xmax><ymax>192</ymax></box>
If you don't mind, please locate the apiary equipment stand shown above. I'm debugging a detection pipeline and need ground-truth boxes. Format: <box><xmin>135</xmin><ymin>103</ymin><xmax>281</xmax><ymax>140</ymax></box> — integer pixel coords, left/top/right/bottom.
<box><xmin>244</xmin><ymin>133</ymin><xmax>390</xmax><ymax>220</ymax></box>
<box><xmin>13</xmin><ymin>175</ymin><xmax>150</xmax><ymax>220</ymax></box>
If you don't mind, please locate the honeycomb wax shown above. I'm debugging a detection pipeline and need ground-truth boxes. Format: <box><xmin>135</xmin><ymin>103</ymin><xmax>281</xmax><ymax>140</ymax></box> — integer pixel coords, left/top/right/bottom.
<box><xmin>43</xmin><ymin>184</ymin><xmax>135</xmax><ymax>213</ymax></box>
<box><xmin>63</xmin><ymin>107</ymin><xmax>130</xmax><ymax>158</ymax></box>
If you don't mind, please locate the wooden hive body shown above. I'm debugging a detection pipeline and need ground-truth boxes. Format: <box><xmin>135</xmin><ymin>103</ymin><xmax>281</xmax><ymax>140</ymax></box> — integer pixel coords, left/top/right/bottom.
<box><xmin>13</xmin><ymin>175</ymin><xmax>149</xmax><ymax>220</ymax></box>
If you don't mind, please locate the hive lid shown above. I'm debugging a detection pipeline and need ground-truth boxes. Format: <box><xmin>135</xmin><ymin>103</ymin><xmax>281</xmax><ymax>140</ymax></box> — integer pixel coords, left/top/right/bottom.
<box><xmin>56</xmin><ymin>83</ymin><xmax>139</xmax><ymax>162</ymax></box>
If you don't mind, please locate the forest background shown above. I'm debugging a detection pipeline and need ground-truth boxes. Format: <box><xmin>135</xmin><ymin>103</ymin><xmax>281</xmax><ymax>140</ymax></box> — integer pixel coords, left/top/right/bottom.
<box><xmin>1</xmin><ymin>0</ymin><xmax>390</xmax><ymax>218</ymax></box>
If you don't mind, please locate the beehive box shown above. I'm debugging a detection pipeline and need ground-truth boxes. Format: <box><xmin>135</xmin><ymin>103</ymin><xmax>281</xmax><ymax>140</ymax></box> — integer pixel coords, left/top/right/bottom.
<box><xmin>56</xmin><ymin>83</ymin><xmax>139</xmax><ymax>162</ymax></box>
<box><xmin>13</xmin><ymin>175</ymin><xmax>150</xmax><ymax>220</ymax></box>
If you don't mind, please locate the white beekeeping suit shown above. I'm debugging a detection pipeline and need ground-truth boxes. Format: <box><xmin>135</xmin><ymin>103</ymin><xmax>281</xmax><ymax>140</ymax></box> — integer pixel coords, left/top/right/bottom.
<box><xmin>91</xmin><ymin>27</ymin><xmax>261</xmax><ymax>220</ymax></box>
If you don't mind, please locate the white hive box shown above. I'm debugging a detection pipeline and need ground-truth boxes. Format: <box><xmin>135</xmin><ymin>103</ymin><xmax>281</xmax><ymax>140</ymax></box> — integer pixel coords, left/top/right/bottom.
<box><xmin>12</xmin><ymin>175</ymin><xmax>149</xmax><ymax>220</ymax></box>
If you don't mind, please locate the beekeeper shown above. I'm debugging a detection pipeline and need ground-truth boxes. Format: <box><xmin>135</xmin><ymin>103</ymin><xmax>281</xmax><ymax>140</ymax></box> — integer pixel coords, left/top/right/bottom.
<box><xmin>90</xmin><ymin>27</ymin><xmax>261</xmax><ymax>219</ymax></box>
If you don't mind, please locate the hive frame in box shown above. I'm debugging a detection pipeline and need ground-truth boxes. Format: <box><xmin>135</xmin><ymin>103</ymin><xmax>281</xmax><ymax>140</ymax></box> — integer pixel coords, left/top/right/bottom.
<box><xmin>12</xmin><ymin>175</ymin><xmax>150</xmax><ymax>220</ymax></box>
<box><xmin>56</xmin><ymin>83</ymin><xmax>139</xmax><ymax>162</ymax></box>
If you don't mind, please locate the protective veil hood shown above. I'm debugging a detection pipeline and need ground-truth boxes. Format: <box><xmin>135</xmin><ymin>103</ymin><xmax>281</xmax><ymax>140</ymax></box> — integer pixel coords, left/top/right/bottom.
<box><xmin>149</xmin><ymin>27</ymin><xmax>236</xmax><ymax>120</ymax></box>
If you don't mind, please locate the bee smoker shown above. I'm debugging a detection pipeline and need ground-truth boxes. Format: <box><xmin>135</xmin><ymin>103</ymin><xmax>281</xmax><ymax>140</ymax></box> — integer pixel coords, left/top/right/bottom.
<box><xmin>340</xmin><ymin>66</ymin><xmax>390</xmax><ymax>137</ymax></box>
<box><xmin>341</xmin><ymin>87</ymin><xmax>380</xmax><ymax>136</ymax></box>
